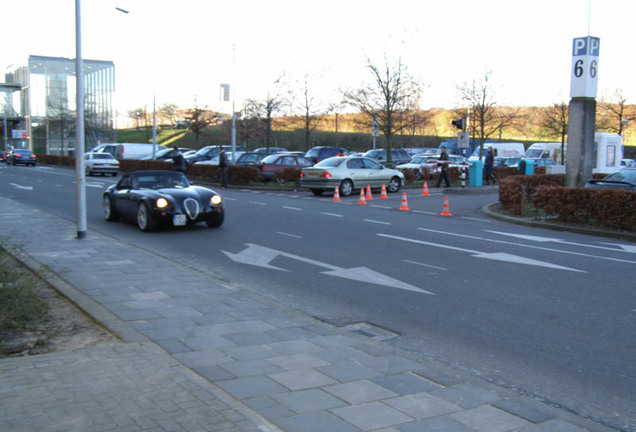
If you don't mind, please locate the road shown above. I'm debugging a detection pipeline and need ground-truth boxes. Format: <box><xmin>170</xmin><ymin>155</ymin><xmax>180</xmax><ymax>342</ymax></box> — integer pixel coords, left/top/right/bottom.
<box><xmin>1</xmin><ymin>163</ymin><xmax>635</xmax><ymax>432</ymax></box>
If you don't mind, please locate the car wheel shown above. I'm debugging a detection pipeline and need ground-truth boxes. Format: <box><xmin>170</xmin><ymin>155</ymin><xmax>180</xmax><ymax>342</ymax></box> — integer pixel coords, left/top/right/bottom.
<box><xmin>12</xmin><ymin>160</ymin><xmax>16</xmax><ymax>166</ymax></box>
<box><xmin>310</xmin><ymin>189</ymin><xmax>324</xmax><ymax>196</ymax></box>
<box><xmin>340</xmin><ymin>179</ymin><xmax>354</xmax><ymax>197</ymax></box>
<box><xmin>206</xmin><ymin>209</ymin><xmax>225</xmax><ymax>228</ymax></box>
<box><xmin>137</xmin><ymin>202</ymin><xmax>157</xmax><ymax>232</ymax></box>
<box><xmin>102</xmin><ymin>195</ymin><xmax>119</xmax><ymax>221</ymax></box>
<box><xmin>387</xmin><ymin>176</ymin><xmax>401</xmax><ymax>193</ymax></box>
<box><xmin>85</xmin><ymin>166</ymin><xmax>92</xmax><ymax>176</ymax></box>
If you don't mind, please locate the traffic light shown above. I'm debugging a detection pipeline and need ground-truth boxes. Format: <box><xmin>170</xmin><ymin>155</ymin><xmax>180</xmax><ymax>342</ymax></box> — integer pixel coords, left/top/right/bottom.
<box><xmin>22</xmin><ymin>131</ymin><xmax>27</xmax><ymax>139</ymax></box>
<box><xmin>451</xmin><ymin>118</ymin><xmax>465</xmax><ymax>131</ymax></box>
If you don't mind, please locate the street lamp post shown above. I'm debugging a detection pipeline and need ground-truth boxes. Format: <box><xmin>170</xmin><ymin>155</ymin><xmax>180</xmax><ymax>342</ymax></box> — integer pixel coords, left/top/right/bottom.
<box><xmin>75</xmin><ymin>0</ymin><xmax>87</xmax><ymax>239</ymax></box>
<box><xmin>116</xmin><ymin>6</ymin><xmax>157</xmax><ymax>159</ymax></box>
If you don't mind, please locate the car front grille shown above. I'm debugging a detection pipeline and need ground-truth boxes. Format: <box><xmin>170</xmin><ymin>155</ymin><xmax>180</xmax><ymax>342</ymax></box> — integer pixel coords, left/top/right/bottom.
<box><xmin>183</xmin><ymin>198</ymin><xmax>200</xmax><ymax>220</ymax></box>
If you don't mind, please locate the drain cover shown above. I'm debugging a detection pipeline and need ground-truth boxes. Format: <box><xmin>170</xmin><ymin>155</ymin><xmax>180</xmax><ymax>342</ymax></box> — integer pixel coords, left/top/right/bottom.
<box><xmin>342</xmin><ymin>322</ymin><xmax>399</xmax><ymax>341</ymax></box>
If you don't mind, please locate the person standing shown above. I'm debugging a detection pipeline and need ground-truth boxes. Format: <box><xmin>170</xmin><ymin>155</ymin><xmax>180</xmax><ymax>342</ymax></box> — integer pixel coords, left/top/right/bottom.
<box><xmin>484</xmin><ymin>146</ymin><xmax>496</xmax><ymax>185</ymax></box>
<box><xmin>171</xmin><ymin>146</ymin><xmax>186</xmax><ymax>172</ymax></box>
<box><xmin>436</xmin><ymin>146</ymin><xmax>450</xmax><ymax>188</ymax></box>
<box><xmin>218</xmin><ymin>146</ymin><xmax>228</xmax><ymax>188</ymax></box>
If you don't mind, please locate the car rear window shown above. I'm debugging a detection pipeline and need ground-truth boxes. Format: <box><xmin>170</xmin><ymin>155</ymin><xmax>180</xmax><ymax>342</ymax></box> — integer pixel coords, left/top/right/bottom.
<box><xmin>315</xmin><ymin>158</ymin><xmax>344</xmax><ymax>168</ymax></box>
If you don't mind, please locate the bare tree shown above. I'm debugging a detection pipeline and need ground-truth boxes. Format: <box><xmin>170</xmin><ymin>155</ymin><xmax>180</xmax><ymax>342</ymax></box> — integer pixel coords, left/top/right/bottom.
<box><xmin>343</xmin><ymin>55</ymin><xmax>424</xmax><ymax>164</ymax></box>
<box><xmin>290</xmin><ymin>74</ymin><xmax>338</xmax><ymax>151</ymax></box>
<box><xmin>457</xmin><ymin>71</ymin><xmax>519</xmax><ymax>158</ymax></box>
<box><xmin>598</xmin><ymin>89</ymin><xmax>636</xmax><ymax>135</ymax></box>
<box><xmin>242</xmin><ymin>87</ymin><xmax>287</xmax><ymax>149</ymax></box>
<box><xmin>536</xmin><ymin>102</ymin><xmax>568</xmax><ymax>164</ymax></box>
<box><xmin>183</xmin><ymin>98</ymin><xmax>223</xmax><ymax>144</ymax></box>
<box><xmin>127</xmin><ymin>108</ymin><xmax>144</xmax><ymax>130</ymax></box>
<box><xmin>158</xmin><ymin>103</ymin><xmax>179</xmax><ymax>127</ymax></box>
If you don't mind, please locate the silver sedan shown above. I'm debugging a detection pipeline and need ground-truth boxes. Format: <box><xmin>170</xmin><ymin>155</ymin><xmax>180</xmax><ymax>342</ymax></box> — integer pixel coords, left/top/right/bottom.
<box><xmin>300</xmin><ymin>156</ymin><xmax>404</xmax><ymax>196</ymax></box>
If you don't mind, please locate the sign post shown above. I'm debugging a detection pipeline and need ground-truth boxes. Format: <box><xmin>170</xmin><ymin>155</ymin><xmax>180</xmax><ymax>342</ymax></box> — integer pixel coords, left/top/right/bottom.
<box><xmin>566</xmin><ymin>36</ymin><xmax>600</xmax><ymax>187</ymax></box>
<box><xmin>371</xmin><ymin>115</ymin><xmax>379</xmax><ymax>150</ymax></box>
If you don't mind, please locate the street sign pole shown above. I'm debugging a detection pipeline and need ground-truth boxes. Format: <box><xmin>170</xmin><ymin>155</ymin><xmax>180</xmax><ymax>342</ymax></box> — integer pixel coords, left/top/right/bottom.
<box><xmin>566</xmin><ymin>36</ymin><xmax>600</xmax><ymax>187</ymax></box>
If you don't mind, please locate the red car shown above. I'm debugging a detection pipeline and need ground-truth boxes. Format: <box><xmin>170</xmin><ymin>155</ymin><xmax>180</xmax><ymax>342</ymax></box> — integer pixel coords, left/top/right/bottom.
<box><xmin>258</xmin><ymin>154</ymin><xmax>312</xmax><ymax>182</ymax></box>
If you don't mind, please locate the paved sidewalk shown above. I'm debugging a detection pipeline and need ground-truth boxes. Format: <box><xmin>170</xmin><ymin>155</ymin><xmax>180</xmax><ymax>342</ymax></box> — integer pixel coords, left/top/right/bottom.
<box><xmin>0</xmin><ymin>195</ymin><xmax>616</xmax><ymax>432</ymax></box>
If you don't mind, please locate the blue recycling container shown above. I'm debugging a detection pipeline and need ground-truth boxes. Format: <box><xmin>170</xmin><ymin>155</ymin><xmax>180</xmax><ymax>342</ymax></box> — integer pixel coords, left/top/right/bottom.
<box><xmin>469</xmin><ymin>160</ymin><xmax>483</xmax><ymax>187</ymax></box>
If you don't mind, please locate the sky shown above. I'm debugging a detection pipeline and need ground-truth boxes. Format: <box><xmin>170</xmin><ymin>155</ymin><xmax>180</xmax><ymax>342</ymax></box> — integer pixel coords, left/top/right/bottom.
<box><xmin>4</xmin><ymin>0</ymin><xmax>636</xmax><ymax>120</ymax></box>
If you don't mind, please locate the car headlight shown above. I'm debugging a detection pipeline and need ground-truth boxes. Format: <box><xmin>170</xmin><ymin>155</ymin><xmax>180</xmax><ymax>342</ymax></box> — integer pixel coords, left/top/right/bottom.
<box><xmin>156</xmin><ymin>198</ymin><xmax>169</xmax><ymax>209</ymax></box>
<box><xmin>210</xmin><ymin>195</ymin><xmax>222</xmax><ymax>206</ymax></box>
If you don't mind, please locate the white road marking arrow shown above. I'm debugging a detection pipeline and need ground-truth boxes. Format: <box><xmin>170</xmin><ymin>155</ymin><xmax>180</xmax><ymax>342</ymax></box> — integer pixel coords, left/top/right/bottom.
<box><xmin>222</xmin><ymin>243</ymin><xmax>434</xmax><ymax>295</ymax></box>
<box><xmin>379</xmin><ymin>234</ymin><xmax>585</xmax><ymax>273</ymax></box>
<box><xmin>486</xmin><ymin>230</ymin><xmax>636</xmax><ymax>254</ymax></box>
<box><xmin>10</xmin><ymin>183</ymin><xmax>33</xmax><ymax>190</ymax></box>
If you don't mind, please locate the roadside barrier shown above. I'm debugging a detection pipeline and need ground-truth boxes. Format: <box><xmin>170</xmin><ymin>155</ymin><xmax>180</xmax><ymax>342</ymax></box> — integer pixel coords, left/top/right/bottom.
<box><xmin>333</xmin><ymin>185</ymin><xmax>341</xmax><ymax>202</ymax></box>
<box><xmin>365</xmin><ymin>184</ymin><xmax>373</xmax><ymax>200</ymax></box>
<box><xmin>441</xmin><ymin>196</ymin><xmax>452</xmax><ymax>216</ymax></box>
<box><xmin>399</xmin><ymin>192</ymin><xmax>410</xmax><ymax>211</ymax></box>
<box><xmin>358</xmin><ymin>188</ymin><xmax>367</xmax><ymax>205</ymax></box>
<box><xmin>380</xmin><ymin>184</ymin><xmax>388</xmax><ymax>199</ymax></box>
<box><xmin>421</xmin><ymin>181</ymin><xmax>430</xmax><ymax>196</ymax></box>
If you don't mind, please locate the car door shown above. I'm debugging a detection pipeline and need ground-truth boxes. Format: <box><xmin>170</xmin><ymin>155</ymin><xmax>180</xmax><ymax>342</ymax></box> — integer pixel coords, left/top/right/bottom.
<box><xmin>362</xmin><ymin>158</ymin><xmax>386</xmax><ymax>188</ymax></box>
<box><xmin>113</xmin><ymin>176</ymin><xmax>138</xmax><ymax>218</ymax></box>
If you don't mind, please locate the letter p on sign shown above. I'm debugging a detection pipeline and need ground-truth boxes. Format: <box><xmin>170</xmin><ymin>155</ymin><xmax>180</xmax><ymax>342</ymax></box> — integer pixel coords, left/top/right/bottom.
<box><xmin>570</xmin><ymin>36</ymin><xmax>600</xmax><ymax>98</ymax></box>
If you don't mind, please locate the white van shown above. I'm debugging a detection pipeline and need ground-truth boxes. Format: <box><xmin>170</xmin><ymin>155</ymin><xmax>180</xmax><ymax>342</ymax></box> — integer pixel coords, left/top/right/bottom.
<box><xmin>93</xmin><ymin>143</ymin><xmax>162</xmax><ymax>160</ymax></box>
<box><xmin>524</xmin><ymin>142</ymin><xmax>565</xmax><ymax>162</ymax></box>
<box><xmin>469</xmin><ymin>142</ymin><xmax>525</xmax><ymax>161</ymax></box>
<box><xmin>594</xmin><ymin>132</ymin><xmax>623</xmax><ymax>174</ymax></box>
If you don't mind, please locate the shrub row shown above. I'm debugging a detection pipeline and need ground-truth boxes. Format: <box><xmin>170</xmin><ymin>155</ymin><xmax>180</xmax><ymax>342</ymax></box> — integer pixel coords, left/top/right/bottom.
<box><xmin>499</xmin><ymin>174</ymin><xmax>636</xmax><ymax>232</ymax></box>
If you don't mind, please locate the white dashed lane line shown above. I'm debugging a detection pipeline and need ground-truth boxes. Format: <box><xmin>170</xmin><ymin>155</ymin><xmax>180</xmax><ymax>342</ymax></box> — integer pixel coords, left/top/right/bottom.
<box><xmin>363</xmin><ymin>219</ymin><xmax>391</xmax><ymax>225</ymax></box>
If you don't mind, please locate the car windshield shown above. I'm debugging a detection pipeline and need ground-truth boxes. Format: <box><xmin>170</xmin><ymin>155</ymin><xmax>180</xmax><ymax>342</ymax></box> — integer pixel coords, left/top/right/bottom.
<box><xmin>525</xmin><ymin>149</ymin><xmax>544</xmax><ymax>158</ymax></box>
<box><xmin>315</xmin><ymin>158</ymin><xmax>344</xmax><ymax>168</ymax></box>
<box><xmin>134</xmin><ymin>173</ymin><xmax>190</xmax><ymax>189</ymax></box>
<box><xmin>363</xmin><ymin>150</ymin><xmax>383</xmax><ymax>158</ymax></box>
<box><xmin>410</xmin><ymin>155</ymin><xmax>427</xmax><ymax>163</ymax></box>
<box><xmin>604</xmin><ymin>169</ymin><xmax>636</xmax><ymax>185</ymax></box>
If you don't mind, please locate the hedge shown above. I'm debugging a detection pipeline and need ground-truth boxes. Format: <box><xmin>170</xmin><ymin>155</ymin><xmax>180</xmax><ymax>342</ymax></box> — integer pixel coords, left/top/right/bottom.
<box><xmin>499</xmin><ymin>174</ymin><xmax>636</xmax><ymax>232</ymax></box>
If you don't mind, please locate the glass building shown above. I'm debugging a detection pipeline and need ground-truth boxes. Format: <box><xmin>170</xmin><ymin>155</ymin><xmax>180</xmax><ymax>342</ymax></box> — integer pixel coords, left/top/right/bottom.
<box><xmin>2</xmin><ymin>55</ymin><xmax>115</xmax><ymax>154</ymax></box>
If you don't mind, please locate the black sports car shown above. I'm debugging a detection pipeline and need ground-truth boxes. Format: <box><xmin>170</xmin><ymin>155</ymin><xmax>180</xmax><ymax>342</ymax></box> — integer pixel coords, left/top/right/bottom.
<box><xmin>103</xmin><ymin>170</ymin><xmax>224</xmax><ymax>232</ymax></box>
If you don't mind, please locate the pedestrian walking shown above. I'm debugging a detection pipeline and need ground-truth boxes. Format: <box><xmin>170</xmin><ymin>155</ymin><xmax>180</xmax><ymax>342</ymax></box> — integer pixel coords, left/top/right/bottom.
<box><xmin>171</xmin><ymin>146</ymin><xmax>186</xmax><ymax>173</ymax></box>
<box><xmin>436</xmin><ymin>146</ymin><xmax>450</xmax><ymax>188</ymax></box>
<box><xmin>218</xmin><ymin>146</ymin><xmax>228</xmax><ymax>188</ymax></box>
<box><xmin>484</xmin><ymin>146</ymin><xmax>496</xmax><ymax>185</ymax></box>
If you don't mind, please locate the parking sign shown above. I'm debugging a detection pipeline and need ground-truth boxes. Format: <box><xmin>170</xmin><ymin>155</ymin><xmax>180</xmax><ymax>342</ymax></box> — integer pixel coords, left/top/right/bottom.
<box><xmin>570</xmin><ymin>36</ymin><xmax>600</xmax><ymax>98</ymax></box>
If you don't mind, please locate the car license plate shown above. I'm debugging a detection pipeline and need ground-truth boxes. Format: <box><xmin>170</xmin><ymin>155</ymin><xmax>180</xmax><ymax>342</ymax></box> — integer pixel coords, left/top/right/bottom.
<box><xmin>173</xmin><ymin>214</ymin><xmax>186</xmax><ymax>226</ymax></box>
<box><xmin>308</xmin><ymin>173</ymin><xmax>318</xmax><ymax>177</ymax></box>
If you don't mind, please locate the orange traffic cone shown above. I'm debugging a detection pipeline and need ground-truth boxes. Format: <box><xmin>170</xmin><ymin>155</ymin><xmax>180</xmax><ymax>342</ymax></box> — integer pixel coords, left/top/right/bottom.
<box><xmin>421</xmin><ymin>181</ymin><xmax>430</xmax><ymax>196</ymax></box>
<box><xmin>399</xmin><ymin>192</ymin><xmax>410</xmax><ymax>211</ymax></box>
<box><xmin>333</xmin><ymin>185</ymin><xmax>341</xmax><ymax>202</ymax></box>
<box><xmin>365</xmin><ymin>184</ymin><xmax>373</xmax><ymax>200</ymax></box>
<box><xmin>358</xmin><ymin>188</ymin><xmax>367</xmax><ymax>205</ymax></box>
<box><xmin>440</xmin><ymin>196</ymin><xmax>452</xmax><ymax>216</ymax></box>
<box><xmin>380</xmin><ymin>184</ymin><xmax>388</xmax><ymax>199</ymax></box>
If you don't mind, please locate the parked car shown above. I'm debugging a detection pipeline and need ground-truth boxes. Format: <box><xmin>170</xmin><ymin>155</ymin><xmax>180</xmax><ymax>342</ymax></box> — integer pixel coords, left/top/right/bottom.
<box><xmin>7</xmin><ymin>148</ymin><xmax>37</xmax><ymax>166</ymax></box>
<box><xmin>300</xmin><ymin>156</ymin><xmax>404</xmax><ymax>196</ymax></box>
<box><xmin>235</xmin><ymin>152</ymin><xmax>268</xmax><ymax>166</ymax></box>
<box><xmin>197</xmin><ymin>151</ymin><xmax>246</xmax><ymax>165</ymax></box>
<box><xmin>518</xmin><ymin>158</ymin><xmax>556</xmax><ymax>170</ymax></box>
<box><xmin>362</xmin><ymin>148</ymin><xmax>411</xmax><ymax>166</ymax></box>
<box><xmin>304</xmin><ymin>146</ymin><xmax>350</xmax><ymax>164</ymax></box>
<box><xmin>185</xmin><ymin>145</ymin><xmax>248</xmax><ymax>164</ymax></box>
<box><xmin>254</xmin><ymin>147</ymin><xmax>288</xmax><ymax>154</ymax></box>
<box><xmin>258</xmin><ymin>154</ymin><xmax>313</xmax><ymax>181</ymax></box>
<box><xmin>102</xmin><ymin>170</ymin><xmax>224</xmax><ymax>232</ymax></box>
<box><xmin>585</xmin><ymin>168</ymin><xmax>636</xmax><ymax>190</ymax></box>
<box><xmin>84</xmin><ymin>152</ymin><xmax>119</xmax><ymax>176</ymax></box>
<box><xmin>1</xmin><ymin>149</ymin><xmax>11</xmax><ymax>163</ymax></box>
<box><xmin>396</xmin><ymin>154</ymin><xmax>432</xmax><ymax>179</ymax></box>
<box><xmin>420</xmin><ymin>154</ymin><xmax>469</xmax><ymax>173</ymax></box>
<box><xmin>142</xmin><ymin>147</ymin><xmax>193</xmax><ymax>161</ymax></box>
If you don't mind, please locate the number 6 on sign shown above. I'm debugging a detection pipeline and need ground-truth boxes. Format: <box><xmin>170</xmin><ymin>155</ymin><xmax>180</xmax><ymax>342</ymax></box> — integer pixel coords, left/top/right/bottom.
<box><xmin>570</xmin><ymin>36</ymin><xmax>600</xmax><ymax>98</ymax></box>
